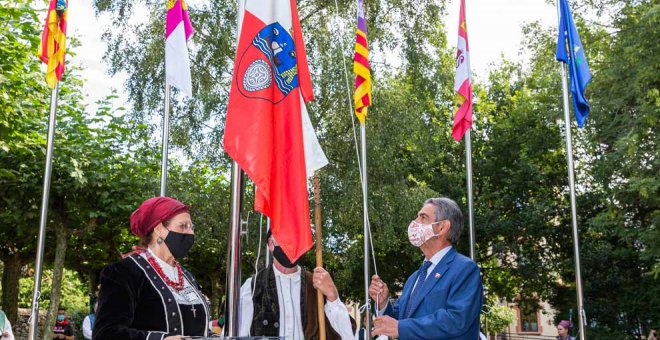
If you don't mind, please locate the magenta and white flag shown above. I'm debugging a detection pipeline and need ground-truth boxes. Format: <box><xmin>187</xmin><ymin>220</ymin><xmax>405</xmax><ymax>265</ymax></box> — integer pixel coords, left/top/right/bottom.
<box><xmin>452</xmin><ymin>0</ymin><xmax>472</xmax><ymax>141</ymax></box>
<box><xmin>165</xmin><ymin>0</ymin><xmax>194</xmax><ymax>97</ymax></box>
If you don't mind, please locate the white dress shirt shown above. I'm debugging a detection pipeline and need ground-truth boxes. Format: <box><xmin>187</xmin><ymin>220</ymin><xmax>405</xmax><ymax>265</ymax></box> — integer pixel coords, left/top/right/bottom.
<box><xmin>239</xmin><ymin>265</ymin><xmax>354</xmax><ymax>339</ymax></box>
<box><xmin>82</xmin><ymin>315</ymin><xmax>93</xmax><ymax>339</ymax></box>
<box><xmin>377</xmin><ymin>246</ymin><xmax>453</xmax><ymax>315</ymax></box>
<box><xmin>2</xmin><ymin>318</ymin><xmax>14</xmax><ymax>340</ymax></box>
<box><xmin>142</xmin><ymin>249</ymin><xmax>203</xmax><ymax>307</ymax></box>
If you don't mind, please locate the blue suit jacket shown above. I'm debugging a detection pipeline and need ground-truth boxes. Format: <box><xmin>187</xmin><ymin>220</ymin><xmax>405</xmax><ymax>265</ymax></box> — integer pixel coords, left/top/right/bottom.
<box><xmin>384</xmin><ymin>248</ymin><xmax>483</xmax><ymax>339</ymax></box>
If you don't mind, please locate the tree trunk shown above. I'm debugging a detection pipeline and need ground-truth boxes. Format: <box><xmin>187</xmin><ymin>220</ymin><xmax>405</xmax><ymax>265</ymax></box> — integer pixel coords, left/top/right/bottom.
<box><xmin>40</xmin><ymin>222</ymin><xmax>68</xmax><ymax>340</ymax></box>
<box><xmin>88</xmin><ymin>270</ymin><xmax>98</xmax><ymax>314</ymax></box>
<box><xmin>209</xmin><ymin>272</ymin><xmax>221</xmax><ymax>319</ymax></box>
<box><xmin>1</xmin><ymin>251</ymin><xmax>21</xmax><ymax>325</ymax></box>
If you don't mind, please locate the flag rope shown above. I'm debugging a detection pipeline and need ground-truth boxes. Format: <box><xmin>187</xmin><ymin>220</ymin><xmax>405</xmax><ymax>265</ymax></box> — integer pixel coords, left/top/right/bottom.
<box><xmin>332</xmin><ymin>0</ymin><xmax>381</xmax><ymax>326</ymax></box>
<box><xmin>332</xmin><ymin>0</ymin><xmax>379</xmax><ymax>277</ymax></box>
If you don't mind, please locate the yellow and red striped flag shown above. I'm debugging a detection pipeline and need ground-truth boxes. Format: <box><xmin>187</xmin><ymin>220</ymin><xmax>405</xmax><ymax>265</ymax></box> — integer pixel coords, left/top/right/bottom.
<box><xmin>40</xmin><ymin>0</ymin><xmax>68</xmax><ymax>89</ymax></box>
<box><xmin>452</xmin><ymin>0</ymin><xmax>472</xmax><ymax>141</ymax></box>
<box><xmin>353</xmin><ymin>0</ymin><xmax>371</xmax><ymax>124</ymax></box>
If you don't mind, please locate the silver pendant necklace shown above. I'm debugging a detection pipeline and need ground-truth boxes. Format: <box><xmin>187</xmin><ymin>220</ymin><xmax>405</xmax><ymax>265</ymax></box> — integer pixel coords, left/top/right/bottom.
<box><xmin>179</xmin><ymin>279</ymin><xmax>198</xmax><ymax>318</ymax></box>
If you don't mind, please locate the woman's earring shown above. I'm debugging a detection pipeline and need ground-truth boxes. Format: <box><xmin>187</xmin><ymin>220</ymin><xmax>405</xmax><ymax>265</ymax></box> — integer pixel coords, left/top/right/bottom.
<box><xmin>157</xmin><ymin>236</ymin><xmax>164</xmax><ymax>245</ymax></box>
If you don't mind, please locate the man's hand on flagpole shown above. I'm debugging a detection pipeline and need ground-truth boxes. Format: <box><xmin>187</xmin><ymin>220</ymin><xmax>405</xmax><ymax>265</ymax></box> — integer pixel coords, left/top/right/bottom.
<box><xmin>369</xmin><ymin>275</ymin><xmax>389</xmax><ymax>307</ymax></box>
<box><xmin>313</xmin><ymin>267</ymin><xmax>339</xmax><ymax>302</ymax></box>
<box><xmin>372</xmin><ymin>315</ymin><xmax>398</xmax><ymax>337</ymax></box>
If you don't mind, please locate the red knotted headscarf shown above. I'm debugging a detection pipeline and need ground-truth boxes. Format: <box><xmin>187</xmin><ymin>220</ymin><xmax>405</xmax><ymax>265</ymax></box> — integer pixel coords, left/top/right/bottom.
<box><xmin>130</xmin><ymin>197</ymin><xmax>189</xmax><ymax>238</ymax></box>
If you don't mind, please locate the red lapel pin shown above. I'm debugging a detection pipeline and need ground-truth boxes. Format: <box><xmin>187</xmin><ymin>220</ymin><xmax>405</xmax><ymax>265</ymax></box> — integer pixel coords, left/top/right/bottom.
<box><xmin>434</xmin><ymin>273</ymin><xmax>441</xmax><ymax>279</ymax></box>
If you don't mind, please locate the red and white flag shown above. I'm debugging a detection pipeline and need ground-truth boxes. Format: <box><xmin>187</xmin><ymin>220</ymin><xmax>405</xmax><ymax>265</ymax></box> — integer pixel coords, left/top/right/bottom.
<box><xmin>223</xmin><ymin>0</ymin><xmax>328</xmax><ymax>262</ymax></box>
<box><xmin>452</xmin><ymin>0</ymin><xmax>473</xmax><ymax>141</ymax></box>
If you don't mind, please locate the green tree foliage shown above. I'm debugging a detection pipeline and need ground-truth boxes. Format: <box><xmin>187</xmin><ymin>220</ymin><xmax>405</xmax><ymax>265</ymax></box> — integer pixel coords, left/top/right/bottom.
<box><xmin>0</xmin><ymin>0</ymin><xmax>48</xmax><ymax>324</ymax></box>
<box><xmin>578</xmin><ymin>1</ymin><xmax>659</xmax><ymax>337</ymax></box>
<box><xmin>481</xmin><ymin>303</ymin><xmax>516</xmax><ymax>338</ymax></box>
<box><xmin>474</xmin><ymin>55</ymin><xmax>569</xmax><ymax>308</ymax></box>
<box><xmin>18</xmin><ymin>269</ymin><xmax>88</xmax><ymax>311</ymax></box>
<box><xmin>507</xmin><ymin>2</ymin><xmax>660</xmax><ymax>338</ymax></box>
<box><xmin>166</xmin><ymin>161</ymin><xmax>232</xmax><ymax>317</ymax></box>
<box><xmin>0</xmin><ymin>0</ymin><xmax>161</xmax><ymax>330</ymax></box>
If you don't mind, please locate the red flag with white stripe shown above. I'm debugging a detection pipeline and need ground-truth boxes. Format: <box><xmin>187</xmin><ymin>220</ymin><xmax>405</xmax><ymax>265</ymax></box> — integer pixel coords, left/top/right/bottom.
<box><xmin>223</xmin><ymin>0</ymin><xmax>328</xmax><ymax>262</ymax></box>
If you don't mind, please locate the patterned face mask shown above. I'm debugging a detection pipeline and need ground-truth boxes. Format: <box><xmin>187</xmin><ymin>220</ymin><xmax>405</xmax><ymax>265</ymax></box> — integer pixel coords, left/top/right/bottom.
<box><xmin>407</xmin><ymin>220</ymin><xmax>443</xmax><ymax>247</ymax></box>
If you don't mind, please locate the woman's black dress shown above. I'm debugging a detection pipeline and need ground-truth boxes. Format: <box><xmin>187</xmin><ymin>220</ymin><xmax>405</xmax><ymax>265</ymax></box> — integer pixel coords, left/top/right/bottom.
<box><xmin>93</xmin><ymin>253</ymin><xmax>210</xmax><ymax>340</ymax></box>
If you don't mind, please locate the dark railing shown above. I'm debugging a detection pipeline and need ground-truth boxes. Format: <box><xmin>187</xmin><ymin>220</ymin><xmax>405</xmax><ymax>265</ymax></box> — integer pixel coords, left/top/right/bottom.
<box><xmin>487</xmin><ymin>334</ymin><xmax>558</xmax><ymax>340</ymax></box>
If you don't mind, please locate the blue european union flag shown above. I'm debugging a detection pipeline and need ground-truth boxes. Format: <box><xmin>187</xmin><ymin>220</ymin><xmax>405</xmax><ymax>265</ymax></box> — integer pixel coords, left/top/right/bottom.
<box><xmin>556</xmin><ymin>0</ymin><xmax>592</xmax><ymax>128</ymax></box>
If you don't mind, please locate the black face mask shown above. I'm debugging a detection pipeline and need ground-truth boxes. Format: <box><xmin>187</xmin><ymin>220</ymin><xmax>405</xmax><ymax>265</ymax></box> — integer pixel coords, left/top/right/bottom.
<box><xmin>164</xmin><ymin>230</ymin><xmax>195</xmax><ymax>259</ymax></box>
<box><xmin>272</xmin><ymin>246</ymin><xmax>299</xmax><ymax>268</ymax></box>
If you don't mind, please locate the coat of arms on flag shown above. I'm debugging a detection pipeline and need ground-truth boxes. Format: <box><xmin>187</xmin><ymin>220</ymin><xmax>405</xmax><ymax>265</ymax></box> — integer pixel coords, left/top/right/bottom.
<box><xmin>238</xmin><ymin>22</ymin><xmax>299</xmax><ymax>102</ymax></box>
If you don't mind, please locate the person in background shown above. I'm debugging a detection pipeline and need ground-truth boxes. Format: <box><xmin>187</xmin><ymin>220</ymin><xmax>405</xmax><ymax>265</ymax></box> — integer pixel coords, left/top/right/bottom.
<box><xmin>82</xmin><ymin>301</ymin><xmax>97</xmax><ymax>340</ymax></box>
<box><xmin>355</xmin><ymin>314</ymin><xmax>368</xmax><ymax>340</ymax></box>
<box><xmin>556</xmin><ymin>320</ymin><xmax>575</xmax><ymax>340</ymax></box>
<box><xmin>217</xmin><ymin>312</ymin><xmax>225</xmax><ymax>330</ymax></box>
<box><xmin>0</xmin><ymin>309</ymin><xmax>15</xmax><ymax>340</ymax></box>
<box><xmin>215</xmin><ymin>300</ymin><xmax>225</xmax><ymax>333</ymax></box>
<box><xmin>210</xmin><ymin>319</ymin><xmax>222</xmax><ymax>335</ymax></box>
<box><xmin>53</xmin><ymin>307</ymin><xmax>74</xmax><ymax>340</ymax></box>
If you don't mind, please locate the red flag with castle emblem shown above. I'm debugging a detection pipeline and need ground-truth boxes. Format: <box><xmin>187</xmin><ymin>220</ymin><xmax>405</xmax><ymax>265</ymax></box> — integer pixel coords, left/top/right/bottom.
<box><xmin>223</xmin><ymin>0</ymin><xmax>328</xmax><ymax>262</ymax></box>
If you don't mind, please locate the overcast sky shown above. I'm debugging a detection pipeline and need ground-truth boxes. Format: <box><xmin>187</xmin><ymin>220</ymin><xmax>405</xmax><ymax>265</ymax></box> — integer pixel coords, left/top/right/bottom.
<box><xmin>65</xmin><ymin>0</ymin><xmax>557</xmax><ymax>110</ymax></box>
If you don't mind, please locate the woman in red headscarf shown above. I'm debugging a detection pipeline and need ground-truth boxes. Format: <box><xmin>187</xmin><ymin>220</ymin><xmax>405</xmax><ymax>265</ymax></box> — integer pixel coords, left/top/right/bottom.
<box><xmin>93</xmin><ymin>197</ymin><xmax>211</xmax><ymax>340</ymax></box>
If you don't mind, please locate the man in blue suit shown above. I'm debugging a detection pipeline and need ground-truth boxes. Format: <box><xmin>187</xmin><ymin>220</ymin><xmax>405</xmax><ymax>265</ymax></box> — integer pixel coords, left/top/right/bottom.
<box><xmin>369</xmin><ymin>197</ymin><xmax>483</xmax><ymax>339</ymax></box>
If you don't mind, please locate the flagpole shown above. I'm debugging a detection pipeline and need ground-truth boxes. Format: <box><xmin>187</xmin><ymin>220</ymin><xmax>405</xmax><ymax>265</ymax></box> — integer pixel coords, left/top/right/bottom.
<box><xmin>313</xmin><ymin>173</ymin><xmax>327</xmax><ymax>340</ymax></box>
<box><xmin>557</xmin><ymin>3</ymin><xmax>587</xmax><ymax>339</ymax></box>
<box><xmin>265</xmin><ymin>218</ymin><xmax>272</xmax><ymax>267</ymax></box>
<box><xmin>160</xmin><ymin>83</ymin><xmax>171</xmax><ymax>196</ymax></box>
<box><xmin>28</xmin><ymin>83</ymin><xmax>59</xmax><ymax>340</ymax></box>
<box><xmin>360</xmin><ymin>123</ymin><xmax>372</xmax><ymax>339</ymax></box>
<box><xmin>559</xmin><ymin>61</ymin><xmax>587</xmax><ymax>340</ymax></box>
<box><xmin>224</xmin><ymin>3</ymin><xmax>244</xmax><ymax>335</ymax></box>
<box><xmin>465</xmin><ymin>130</ymin><xmax>475</xmax><ymax>260</ymax></box>
<box><xmin>224</xmin><ymin>161</ymin><xmax>243</xmax><ymax>337</ymax></box>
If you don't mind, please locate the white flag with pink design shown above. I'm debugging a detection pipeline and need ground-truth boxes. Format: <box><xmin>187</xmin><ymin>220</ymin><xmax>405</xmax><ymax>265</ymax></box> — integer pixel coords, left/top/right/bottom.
<box><xmin>452</xmin><ymin>0</ymin><xmax>472</xmax><ymax>141</ymax></box>
<box><xmin>165</xmin><ymin>0</ymin><xmax>194</xmax><ymax>97</ymax></box>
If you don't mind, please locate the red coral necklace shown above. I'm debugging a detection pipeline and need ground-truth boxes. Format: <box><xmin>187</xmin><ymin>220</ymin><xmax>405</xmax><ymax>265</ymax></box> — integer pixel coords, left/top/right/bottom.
<box><xmin>145</xmin><ymin>251</ymin><xmax>184</xmax><ymax>291</ymax></box>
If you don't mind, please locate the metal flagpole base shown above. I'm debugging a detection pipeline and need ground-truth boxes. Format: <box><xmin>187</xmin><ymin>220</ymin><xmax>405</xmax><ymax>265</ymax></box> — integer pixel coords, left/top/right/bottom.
<box><xmin>360</xmin><ymin>123</ymin><xmax>371</xmax><ymax>339</ymax></box>
<box><xmin>560</xmin><ymin>63</ymin><xmax>587</xmax><ymax>340</ymax></box>
<box><xmin>224</xmin><ymin>161</ymin><xmax>243</xmax><ymax>337</ymax></box>
<box><xmin>465</xmin><ymin>130</ymin><xmax>476</xmax><ymax>260</ymax></box>
<box><xmin>160</xmin><ymin>84</ymin><xmax>171</xmax><ymax>196</ymax></box>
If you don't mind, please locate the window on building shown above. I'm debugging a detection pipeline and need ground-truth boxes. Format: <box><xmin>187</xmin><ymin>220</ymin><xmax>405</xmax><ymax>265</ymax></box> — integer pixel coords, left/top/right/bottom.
<box><xmin>521</xmin><ymin>314</ymin><xmax>538</xmax><ymax>332</ymax></box>
<box><xmin>518</xmin><ymin>302</ymin><xmax>540</xmax><ymax>333</ymax></box>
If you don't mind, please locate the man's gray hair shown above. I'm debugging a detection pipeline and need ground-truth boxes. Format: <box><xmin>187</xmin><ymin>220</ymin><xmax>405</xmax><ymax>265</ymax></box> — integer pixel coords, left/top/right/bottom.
<box><xmin>424</xmin><ymin>197</ymin><xmax>463</xmax><ymax>245</ymax></box>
